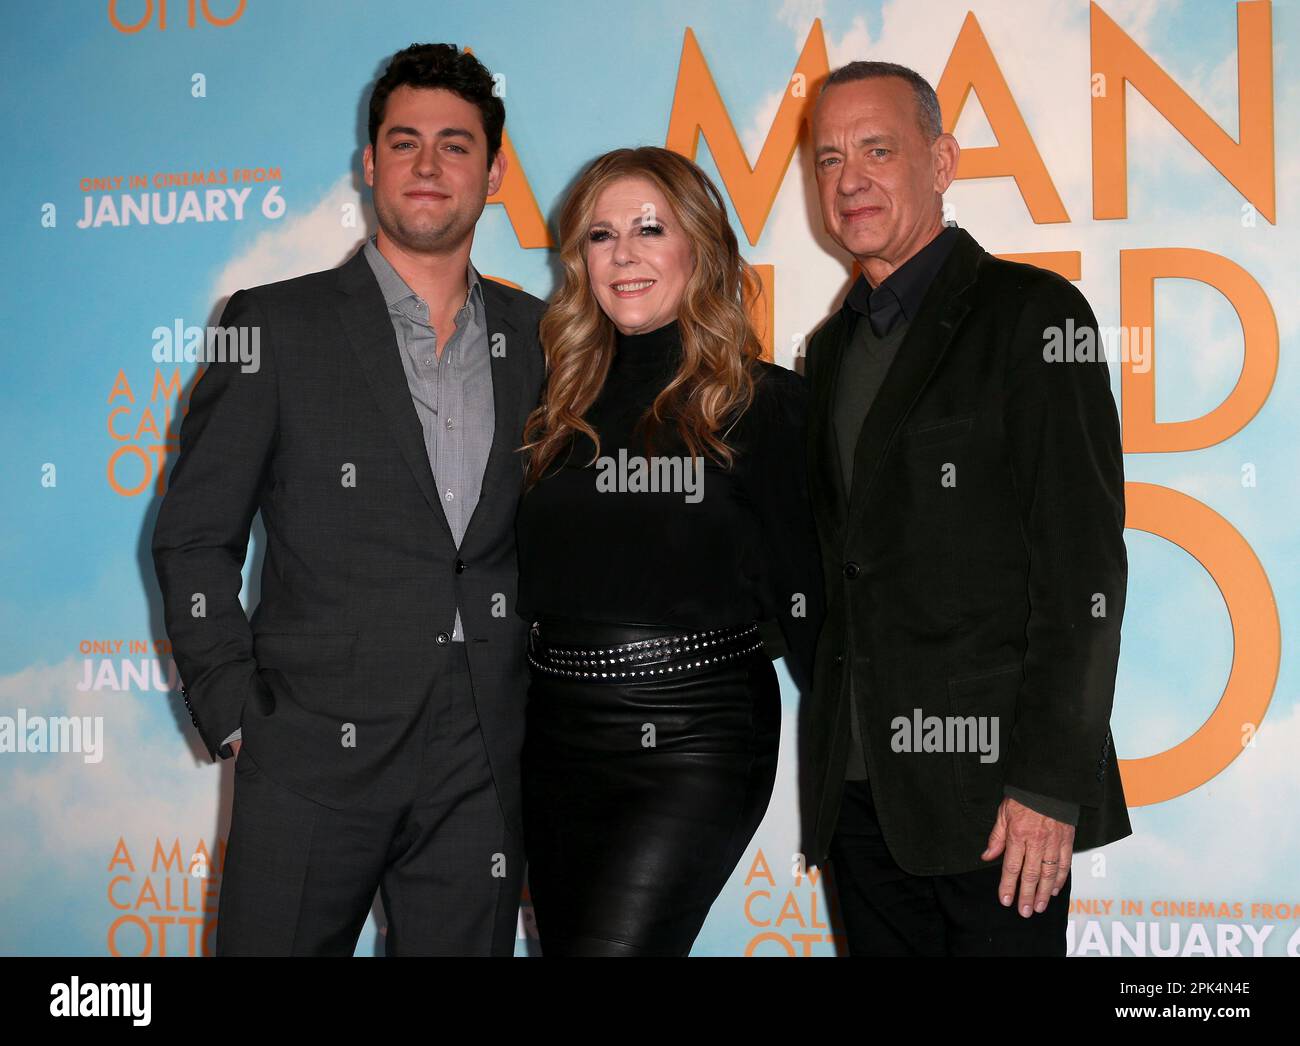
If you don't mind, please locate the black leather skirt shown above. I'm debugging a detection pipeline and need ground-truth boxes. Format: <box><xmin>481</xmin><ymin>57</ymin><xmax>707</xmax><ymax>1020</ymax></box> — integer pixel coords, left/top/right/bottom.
<box><xmin>521</xmin><ymin>617</ymin><xmax>780</xmax><ymax>956</ymax></box>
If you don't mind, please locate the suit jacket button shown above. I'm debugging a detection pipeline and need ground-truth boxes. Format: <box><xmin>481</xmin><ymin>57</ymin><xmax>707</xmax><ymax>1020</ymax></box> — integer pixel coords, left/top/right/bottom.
<box><xmin>834</xmin><ymin>654</ymin><xmax>844</xmax><ymax>666</ymax></box>
<box><xmin>455</xmin><ymin>559</ymin><xmax>466</xmax><ymax>574</ymax></box>
<box><xmin>436</xmin><ymin>632</ymin><xmax>450</xmax><ymax>645</ymax></box>
<box><xmin>843</xmin><ymin>562</ymin><xmax>861</xmax><ymax>580</ymax></box>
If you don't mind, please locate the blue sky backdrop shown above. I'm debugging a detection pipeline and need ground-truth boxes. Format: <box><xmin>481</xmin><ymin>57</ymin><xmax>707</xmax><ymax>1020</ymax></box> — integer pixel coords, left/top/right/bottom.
<box><xmin>1</xmin><ymin>0</ymin><xmax>1295</xmax><ymax>955</ymax></box>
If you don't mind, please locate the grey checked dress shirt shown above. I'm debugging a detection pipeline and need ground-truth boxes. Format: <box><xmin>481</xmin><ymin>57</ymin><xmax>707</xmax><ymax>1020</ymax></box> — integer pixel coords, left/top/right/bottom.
<box><xmin>361</xmin><ymin>236</ymin><xmax>495</xmax><ymax>640</ymax></box>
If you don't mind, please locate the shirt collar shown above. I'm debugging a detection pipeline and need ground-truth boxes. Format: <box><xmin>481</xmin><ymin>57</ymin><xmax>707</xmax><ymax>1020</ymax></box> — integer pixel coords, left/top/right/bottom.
<box><xmin>363</xmin><ymin>235</ymin><xmax>483</xmax><ymax>313</ymax></box>
<box><xmin>844</xmin><ymin>224</ymin><xmax>960</xmax><ymax>332</ymax></box>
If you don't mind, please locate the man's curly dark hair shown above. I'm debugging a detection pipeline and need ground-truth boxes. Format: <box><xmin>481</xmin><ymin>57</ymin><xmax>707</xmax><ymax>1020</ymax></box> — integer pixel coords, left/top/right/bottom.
<box><xmin>368</xmin><ymin>43</ymin><xmax>505</xmax><ymax>168</ymax></box>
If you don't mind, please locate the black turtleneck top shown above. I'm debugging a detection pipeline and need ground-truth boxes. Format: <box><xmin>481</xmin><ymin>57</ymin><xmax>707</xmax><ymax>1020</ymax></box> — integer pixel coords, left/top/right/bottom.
<box><xmin>515</xmin><ymin>319</ymin><xmax>825</xmax><ymax>691</ymax></box>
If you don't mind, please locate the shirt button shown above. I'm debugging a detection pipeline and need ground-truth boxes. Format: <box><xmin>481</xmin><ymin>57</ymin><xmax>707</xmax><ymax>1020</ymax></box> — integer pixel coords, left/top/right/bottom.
<box><xmin>445</xmin><ymin>490</ymin><xmax>454</xmax><ymax>501</ymax></box>
<box><xmin>446</xmin><ymin>418</ymin><xmax>454</xmax><ymax>429</ymax></box>
<box><xmin>424</xmin><ymin>358</ymin><xmax>432</xmax><ymax>365</ymax></box>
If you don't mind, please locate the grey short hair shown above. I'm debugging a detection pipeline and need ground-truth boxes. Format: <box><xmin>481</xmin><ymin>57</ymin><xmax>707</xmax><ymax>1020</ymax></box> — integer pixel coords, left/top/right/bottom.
<box><xmin>820</xmin><ymin>61</ymin><xmax>943</xmax><ymax>141</ymax></box>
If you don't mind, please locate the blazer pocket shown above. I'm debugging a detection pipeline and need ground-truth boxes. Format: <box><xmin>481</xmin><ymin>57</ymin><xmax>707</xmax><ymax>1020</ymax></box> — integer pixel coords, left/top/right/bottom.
<box><xmin>946</xmin><ymin>664</ymin><xmax>1021</xmax><ymax>817</ymax></box>
<box><xmin>253</xmin><ymin>631</ymin><xmax>358</xmax><ymax>674</ymax></box>
<box><xmin>897</xmin><ymin>413</ymin><xmax>974</xmax><ymax>449</ymax></box>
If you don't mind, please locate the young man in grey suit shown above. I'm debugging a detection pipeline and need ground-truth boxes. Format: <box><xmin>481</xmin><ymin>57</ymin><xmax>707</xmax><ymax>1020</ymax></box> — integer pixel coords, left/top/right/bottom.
<box><xmin>800</xmin><ymin>62</ymin><xmax>1130</xmax><ymax>956</ymax></box>
<box><xmin>153</xmin><ymin>44</ymin><xmax>545</xmax><ymax>956</ymax></box>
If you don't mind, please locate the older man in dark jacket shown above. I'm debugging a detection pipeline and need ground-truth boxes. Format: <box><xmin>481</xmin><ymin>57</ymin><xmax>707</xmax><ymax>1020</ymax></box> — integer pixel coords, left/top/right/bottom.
<box><xmin>800</xmin><ymin>60</ymin><xmax>1130</xmax><ymax>956</ymax></box>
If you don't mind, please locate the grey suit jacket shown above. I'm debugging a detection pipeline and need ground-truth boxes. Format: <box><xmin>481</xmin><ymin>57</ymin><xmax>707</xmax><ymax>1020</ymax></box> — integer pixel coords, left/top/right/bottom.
<box><xmin>152</xmin><ymin>244</ymin><xmax>546</xmax><ymax>837</ymax></box>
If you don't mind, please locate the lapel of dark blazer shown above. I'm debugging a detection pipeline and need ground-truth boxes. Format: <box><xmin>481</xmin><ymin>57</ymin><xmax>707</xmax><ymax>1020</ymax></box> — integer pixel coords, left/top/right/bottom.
<box><xmin>460</xmin><ymin>275</ymin><xmax>528</xmax><ymax>550</ymax></box>
<box><xmin>807</xmin><ymin>309</ymin><xmax>854</xmax><ymax>543</ymax></box>
<box><xmin>334</xmin><ymin>249</ymin><xmax>532</xmax><ymax>548</ymax></box>
<box><xmin>842</xmin><ymin>228</ymin><xmax>985</xmax><ymax>540</ymax></box>
<box><xmin>335</xmin><ymin>246</ymin><xmax>453</xmax><ymax>544</ymax></box>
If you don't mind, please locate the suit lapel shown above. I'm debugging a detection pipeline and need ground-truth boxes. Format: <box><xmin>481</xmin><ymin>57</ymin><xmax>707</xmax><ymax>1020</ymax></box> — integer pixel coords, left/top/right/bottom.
<box><xmin>335</xmin><ymin>250</ymin><xmax>533</xmax><ymax>552</ymax></box>
<box><xmin>843</xmin><ymin>230</ymin><xmax>984</xmax><ymax>538</ymax></box>
<box><xmin>335</xmin><ymin>248</ymin><xmax>452</xmax><ymax>543</ymax></box>
<box><xmin>807</xmin><ymin>310</ymin><xmax>853</xmax><ymax>542</ymax></box>
<box><xmin>460</xmin><ymin>276</ymin><xmax>527</xmax><ymax>549</ymax></box>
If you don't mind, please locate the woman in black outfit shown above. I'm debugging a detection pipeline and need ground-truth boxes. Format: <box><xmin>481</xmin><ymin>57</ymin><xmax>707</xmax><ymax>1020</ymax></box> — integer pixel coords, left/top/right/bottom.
<box><xmin>516</xmin><ymin>146</ymin><xmax>824</xmax><ymax>956</ymax></box>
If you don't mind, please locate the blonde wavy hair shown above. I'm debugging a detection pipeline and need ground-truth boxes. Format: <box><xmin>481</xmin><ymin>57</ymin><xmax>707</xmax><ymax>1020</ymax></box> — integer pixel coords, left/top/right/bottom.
<box><xmin>522</xmin><ymin>147</ymin><xmax>764</xmax><ymax>488</ymax></box>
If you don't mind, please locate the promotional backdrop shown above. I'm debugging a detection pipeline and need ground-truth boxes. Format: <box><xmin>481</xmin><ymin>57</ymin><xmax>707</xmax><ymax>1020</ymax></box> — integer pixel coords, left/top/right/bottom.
<box><xmin>1</xmin><ymin>0</ymin><xmax>1294</xmax><ymax>956</ymax></box>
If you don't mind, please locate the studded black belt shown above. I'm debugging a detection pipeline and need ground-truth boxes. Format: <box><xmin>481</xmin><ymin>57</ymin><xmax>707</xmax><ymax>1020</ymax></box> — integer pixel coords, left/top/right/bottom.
<box><xmin>527</xmin><ymin>621</ymin><xmax>764</xmax><ymax>682</ymax></box>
